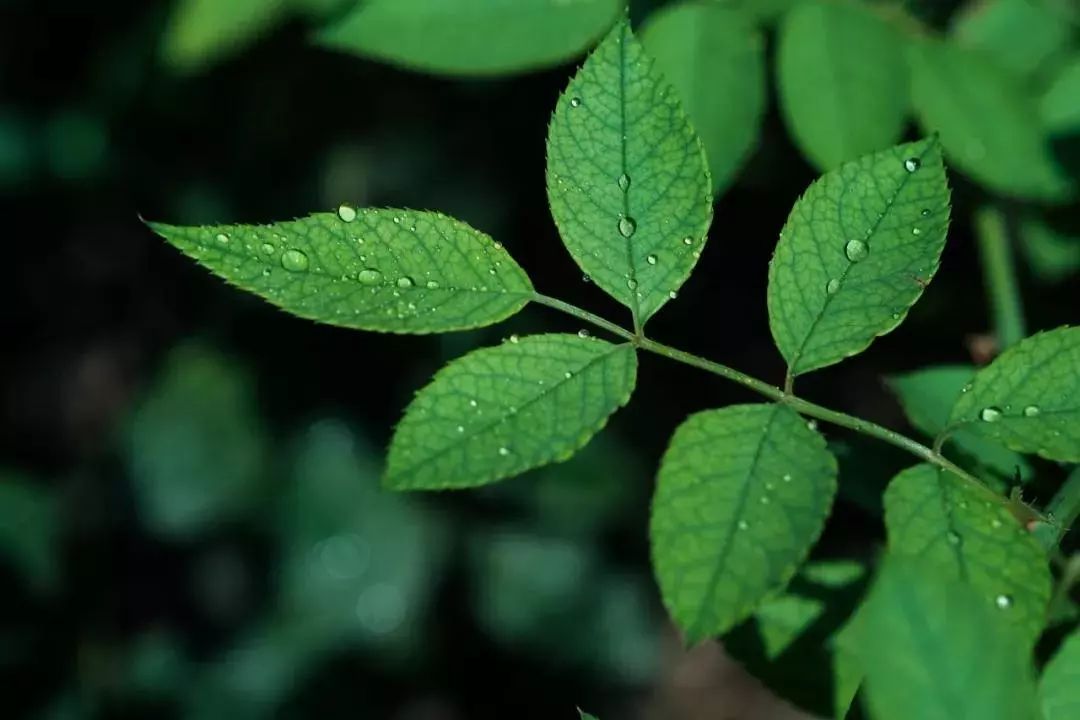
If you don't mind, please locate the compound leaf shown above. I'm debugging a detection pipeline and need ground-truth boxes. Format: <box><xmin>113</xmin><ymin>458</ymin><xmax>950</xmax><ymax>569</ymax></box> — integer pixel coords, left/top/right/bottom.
<box><xmin>947</xmin><ymin>326</ymin><xmax>1080</xmax><ymax>462</ymax></box>
<box><xmin>547</xmin><ymin>20</ymin><xmax>712</xmax><ymax>325</ymax></box>
<box><xmin>857</xmin><ymin>558</ymin><xmax>1038</xmax><ymax>720</ymax></box>
<box><xmin>909</xmin><ymin>38</ymin><xmax>1072</xmax><ymax>201</ymax></box>
<box><xmin>650</xmin><ymin>404</ymin><xmax>837</xmax><ymax>643</ymax></box>
<box><xmin>316</xmin><ymin>0</ymin><xmax>623</xmax><ymax>75</ymax></box>
<box><xmin>386</xmin><ymin>334</ymin><xmax>636</xmax><ymax>490</ymax></box>
<box><xmin>151</xmin><ymin>209</ymin><xmax>533</xmax><ymax>334</ymax></box>
<box><xmin>776</xmin><ymin>0</ymin><xmax>908</xmax><ymax>171</ymax></box>
<box><xmin>1041</xmin><ymin>628</ymin><xmax>1080</xmax><ymax>720</ymax></box>
<box><xmin>640</xmin><ymin>2</ymin><xmax>766</xmax><ymax>196</ymax></box>
<box><xmin>768</xmin><ymin>138</ymin><xmax>950</xmax><ymax>377</ymax></box>
<box><xmin>884</xmin><ymin>464</ymin><xmax>1052</xmax><ymax>646</ymax></box>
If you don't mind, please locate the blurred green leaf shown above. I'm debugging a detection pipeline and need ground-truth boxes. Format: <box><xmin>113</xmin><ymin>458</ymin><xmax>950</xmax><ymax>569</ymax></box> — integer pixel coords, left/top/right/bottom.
<box><xmin>909</xmin><ymin>37</ymin><xmax>1072</xmax><ymax>201</ymax></box>
<box><xmin>1042</xmin><ymin>54</ymin><xmax>1080</xmax><ymax>134</ymax></box>
<box><xmin>160</xmin><ymin>0</ymin><xmax>291</xmax><ymax>72</ymax></box>
<box><xmin>651</xmin><ymin>404</ymin><xmax>837</xmax><ymax>643</ymax></box>
<box><xmin>546</xmin><ymin>19</ymin><xmax>712</xmax><ymax>324</ymax></box>
<box><xmin>947</xmin><ymin>326</ymin><xmax>1080</xmax><ymax>462</ymax></box>
<box><xmin>386</xmin><ymin>334</ymin><xmax>637</xmax><ymax>490</ymax></box>
<box><xmin>857</xmin><ymin>558</ymin><xmax>1038</xmax><ymax>720</ymax></box>
<box><xmin>125</xmin><ymin>343</ymin><xmax>268</xmax><ymax>537</ymax></box>
<box><xmin>43</xmin><ymin>110</ymin><xmax>108</xmax><ymax>182</ymax></box>
<box><xmin>886</xmin><ymin>365</ymin><xmax>1032</xmax><ymax>481</ymax></box>
<box><xmin>1041</xmin><ymin>627</ymin><xmax>1080</xmax><ymax>719</ymax></box>
<box><xmin>884</xmin><ymin>464</ymin><xmax>1052</xmax><ymax>646</ymax></box>
<box><xmin>952</xmin><ymin>0</ymin><xmax>1071</xmax><ymax>79</ymax></box>
<box><xmin>0</xmin><ymin>111</ymin><xmax>38</xmax><ymax>188</ymax></box>
<box><xmin>316</xmin><ymin>0</ymin><xmax>622</xmax><ymax>75</ymax></box>
<box><xmin>0</xmin><ymin>471</ymin><xmax>57</xmax><ymax>593</ymax></box>
<box><xmin>151</xmin><ymin>209</ymin><xmax>533</xmax><ymax>334</ymax></box>
<box><xmin>776</xmin><ymin>0</ymin><xmax>908</xmax><ymax>170</ymax></box>
<box><xmin>768</xmin><ymin>138</ymin><xmax>950</xmax><ymax>376</ymax></box>
<box><xmin>640</xmin><ymin>2</ymin><xmax>766</xmax><ymax>195</ymax></box>
<box><xmin>1018</xmin><ymin>215</ymin><xmax>1080</xmax><ymax>283</ymax></box>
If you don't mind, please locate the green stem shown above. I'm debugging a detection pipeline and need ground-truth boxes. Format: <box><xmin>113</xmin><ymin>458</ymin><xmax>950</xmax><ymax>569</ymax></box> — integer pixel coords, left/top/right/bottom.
<box><xmin>974</xmin><ymin>205</ymin><xmax>1025</xmax><ymax>349</ymax></box>
<box><xmin>531</xmin><ymin>293</ymin><xmax>637</xmax><ymax>342</ymax></box>
<box><xmin>1034</xmin><ymin>467</ymin><xmax>1080</xmax><ymax>550</ymax></box>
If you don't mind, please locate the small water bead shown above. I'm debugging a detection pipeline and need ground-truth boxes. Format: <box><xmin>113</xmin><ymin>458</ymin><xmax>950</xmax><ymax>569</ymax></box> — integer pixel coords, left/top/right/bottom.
<box><xmin>337</xmin><ymin>203</ymin><xmax>357</xmax><ymax>223</ymax></box>
<box><xmin>456</xmin><ymin>425</ymin><xmax>465</xmax><ymax>433</ymax></box>
<box><xmin>618</xmin><ymin>173</ymin><xmax>631</xmax><ymax>191</ymax></box>
<box><xmin>912</xmin><ymin>227</ymin><xmax>922</xmax><ymax>236</ymax></box>
<box><xmin>991</xmin><ymin>518</ymin><xmax>1003</xmax><ymax>529</ymax></box>
<box><xmin>668</xmin><ymin>290</ymin><xmax>678</xmax><ymax>300</ymax></box>
<box><xmin>826</xmin><ymin>278</ymin><xmax>841</xmax><ymax>295</ymax></box>
<box><xmin>281</xmin><ymin>249</ymin><xmax>310</xmax><ymax>272</ymax></box>
<box><xmin>904</xmin><ymin>157</ymin><xmax>921</xmax><ymax>172</ymax></box>
<box><xmin>782</xmin><ymin>473</ymin><xmax>792</xmax><ymax>483</ymax></box>
<box><xmin>682</xmin><ymin>236</ymin><xmax>694</xmax><ymax>246</ymax></box>
<box><xmin>737</xmin><ymin>520</ymin><xmax>749</xmax><ymax>531</ymax></box>
<box><xmin>946</xmin><ymin>531</ymin><xmax>962</xmax><ymax>545</ymax></box>
<box><xmin>806</xmin><ymin>419</ymin><xmax>818</xmax><ymax>431</ymax></box>
<box><xmin>760</xmin><ymin>495</ymin><xmax>771</xmax><ymax>505</ymax></box>
<box><xmin>357</xmin><ymin>269</ymin><xmax>382</xmax><ymax>285</ymax></box>
<box><xmin>618</xmin><ymin>216</ymin><xmax>637</xmax><ymax>238</ymax></box>
<box><xmin>844</xmin><ymin>238</ymin><xmax>869</xmax><ymax>263</ymax></box>
<box><xmin>498</xmin><ymin>447</ymin><xmax>512</xmax><ymax>457</ymax></box>
<box><xmin>215</xmin><ymin>232</ymin><xmax>229</xmax><ymax>245</ymax></box>
<box><xmin>1022</xmin><ymin>405</ymin><xmax>1040</xmax><ymax>417</ymax></box>
<box><xmin>646</xmin><ymin>254</ymin><xmax>658</xmax><ymax>266</ymax></box>
<box><xmin>564</xmin><ymin>371</ymin><xmax>573</xmax><ymax>379</ymax></box>
<box><xmin>469</xmin><ymin>399</ymin><xmax>479</xmax><ymax>408</ymax></box>
<box><xmin>627</xmin><ymin>278</ymin><xmax>638</xmax><ymax>290</ymax></box>
<box><xmin>577</xmin><ymin>329</ymin><xmax>591</xmax><ymax>338</ymax></box>
<box><xmin>582</xmin><ymin>274</ymin><xmax>591</xmax><ymax>283</ymax></box>
<box><xmin>260</xmin><ymin>242</ymin><xmax>275</xmax><ymax>255</ymax></box>
<box><xmin>994</xmin><ymin>594</ymin><xmax>1013</xmax><ymax>610</ymax></box>
<box><xmin>425</xmin><ymin>280</ymin><xmax>441</xmax><ymax>290</ymax></box>
<box><xmin>570</xmin><ymin>96</ymin><xmax>582</xmax><ymax>108</ymax></box>
<box><xmin>921</xmin><ymin>208</ymin><xmax>931</xmax><ymax>217</ymax></box>
<box><xmin>980</xmin><ymin>406</ymin><xmax>1004</xmax><ymax>422</ymax></box>
<box><xmin>508</xmin><ymin>334</ymin><xmax>520</xmax><ymax>344</ymax></box>
<box><xmin>396</xmin><ymin>276</ymin><xmax>415</xmax><ymax>289</ymax></box>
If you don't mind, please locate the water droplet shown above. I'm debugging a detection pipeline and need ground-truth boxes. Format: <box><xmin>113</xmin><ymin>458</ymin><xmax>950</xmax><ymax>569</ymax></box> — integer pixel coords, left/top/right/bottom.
<box><xmin>646</xmin><ymin>254</ymin><xmax>658</xmax><ymax>266</ymax></box>
<box><xmin>469</xmin><ymin>399</ymin><xmax>478</xmax><ymax>408</ymax></box>
<box><xmin>980</xmin><ymin>406</ymin><xmax>1003</xmax><ymax>422</ymax></box>
<box><xmin>425</xmin><ymin>280</ymin><xmax>440</xmax><ymax>289</ymax></box>
<box><xmin>904</xmin><ymin>157</ymin><xmax>921</xmax><ymax>173</ymax></box>
<box><xmin>961</xmin><ymin>382</ymin><xmax>973</xmax><ymax>394</ymax></box>
<box><xmin>215</xmin><ymin>232</ymin><xmax>229</xmax><ymax>245</ymax></box>
<box><xmin>912</xmin><ymin>227</ymin><xmax>922</xmax><ymax>236</ymax></box>
<box><xmin>260</xmin><ymin>242</ymin><xmax>275</xmax><ymax>255</ymax></box>
<box><xmin>1022</xmin><ymin>405</ymin><xmax>1040</xmax><ymax>417</ymax></box>
<box><xmin>577</xmin><ymin>329</ymin><xmax>591</xmax><ymax>339</ymax></box>
<box><xmin>921</xmin><ymin>208</ymin><xmax>931</xmax><ymax>217</ymax></box>
<box><xmin>826</xmin><ymin>278</ymin><xmax>841</xmax><ymax>295</ymax></box>
<box><xmin>281</xmin><ymin>249</ymin><xmax>309</xmax><ymax>272</ymax></box>
<box><xmin>570</xmin><ymin>96</ymin><xmax>582</xmax><ymax>108</ymax></box>
<box><xmin>508</xmin><ymin>334</ymin><xmax>520</xmax><ymax>344</ymax></box>
<box><xmin>498</xmin><ymin>446</ymin><xmax>511</xmax><ymax>457</ymax></box>
<box><xmin>563</xmin><ymin>371</ymin><xmax>573</xmax><ymax>380</ymax></box>
<box><xmin>396</xmin><ymin>276</ymin><xmax>415</xmax><ymax>289</ymax></box>
<box><xmin>806</xmin><ymin>419</ymin><xmax>818</xmax><ymax>431</ymax></box>
<box><xmin>627</xmin><ymin>278</ymin><xmax>638</xmax><ymax>290</ymax></box>
<box><xmin>782</xmin><ymin>473</ymin><xmax>793</xmax><ymax>483</ymax></box>
<box><xmin>737</xmin><ymin>520</ymin><xmax>749</xmax><ymax>530</ymax></box>
<box><xmin>582</xmin><ymin>274</ymin><xmax>591</xmax><ymax>283</ymax></box>
<box><xmin>357</xmin><ymin>269</ymin><xmax>382</xmax><ymax>285</ymax></box>
<box><xmin>994</xmin><ymin>594</ymin><xmax>1013</xmax><ymax>610</ymax></box>
<box><xmin>668</xmin><ymin>290</ymin><xmax>678</xmax><ymax>300</ymax></box>
<box><xmin>946</xmin><ymin>531</ymin><xmax>961</xmax><ymax>545</ymax></box>
<box><xmin>844</xmin><ymin>239</ymin><xmax>869</xmax><ymax>263</ymax></box>
<box><xmin>337</xmin><ymin>203</ymin><xmax>357</xmax><ymax>223</ymax></box>
<box><xmin>456</xmin><ymin>425</ymin><xmax>465</xmax><ymax>433</ymax></box>
<box><xmin>760</xmin><ymin>495</ymin><xmax>771</xmax><ymax>505</ymax></box>
<box><xmin>682</xmin><ymin>236</ymin><xmax>694</xmax><ymax>246</ymax></box>
<box><xmin>618</xmin><ymin>216</ymin><xmax>636</xmax><ymax>238</ymax></box>
<box><xmin>618</xmin><ymin>173</ymin><xmax>631</xmax><ymax>191</ymax></box>
<box><xmin>991</xmin><ymin>518</ymin><xmax>1003</xmax><ymax>529</ymax></box>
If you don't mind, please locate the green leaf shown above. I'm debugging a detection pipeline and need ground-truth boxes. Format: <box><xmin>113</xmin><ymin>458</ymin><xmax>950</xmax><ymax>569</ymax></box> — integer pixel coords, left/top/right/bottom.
<box><xmin>1018</xmin><ymin>215</ymin><xmax>1080</xmax><ymax>283</ymax></box>
<box><xmin>151</xmin><ymin>209</ymin><xmax>533</xmax><ymax>334</ymax></box>
<box><xmin>1041</xmin><ymin>628</ymin><xmax>1080</xmax><ymax>720</ymax></box>
<box><xmin>315</xmin><ymin>0</ymin><xmax>623</xmax><ymax>76</ymax></box>
<box><xmin>386</xmin><ymin>334</ymin><xmax>637</xmax><ymax>490</ymax></box>
<box><xmin>125</xmin><ymin>344</ymin><xmax>268</xmax><ymax>537</ymax></box>
<box><xmin>767</xmin><ymin>137</ymin><xmax>951</xmax><ymax>377</ymax></box>
<box><xmin>887</xmin><ymin>365</ymin><xmax>1032</xmax><ymax>481</ymax></box>
<box><xmin>946</xmin><ymin>326</ymin><xmax>1080</xmax><ymax>462</ymax></box>
<box><xmin>857</xmin><ymin>558</ymin><xmax>1038</xmax><ymax>720</ymax></box>
<box><xmin>908</xmin><ymin>38</ymin><xmax>1072</xmax><ymax>201</ymax></box>
<box><xmin>952</xmin><ymin>0</ymin><xmax>1071</xmax><ymax>79</ymax></box>
<box><xmin>160</xmin><ymin>0</ymin><xmax>290</xmax><ymax>72</ymax></box>
<box><xmin>1042</xmin><ymin>54</ymin><xmax>1080</xmax><ymax>134</ymax></box>
<box><xmin>776</xmin><ymin>0</ymin><xmax>908</xmax><ymax>171</ymax></box>
<box><xmin>640</xmin><ymin>2</ymin><xmax>766</xmax><ymax>196</ymax></box>
<box><xmin>724</xmin><ymin>560</ymin><xmax>867</xmax><ymax>718</ymax></box>
<box><xmin>0</xmin><ymin>472</ymin><xmax>57</xmax><ymax>593</ymax></box>
<box><xmin>650</xmin><ymin>404</ymin><xmax>837</xmax><ymax>643</ymax></box>
<box><xmin>546</xmin><ymin>20</ymin><xmax>713</xmax><ymax>325</ymax></box>
<box><xmin>578</xmin><ymin>711</ymin><xmax>598</xmax><ymax>720</ymax></box>
<box><xmin>883</xmin><ymin>464</ymin><xmax>1052</xmax><ymax>645</ymax></box>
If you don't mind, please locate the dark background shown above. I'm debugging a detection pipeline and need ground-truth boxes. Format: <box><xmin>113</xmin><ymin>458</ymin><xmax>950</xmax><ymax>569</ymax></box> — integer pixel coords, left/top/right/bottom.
<box><xmin>1</xmin><ymin>0</ymin><xmax>1077</xmax><ymax>718</ymax></box>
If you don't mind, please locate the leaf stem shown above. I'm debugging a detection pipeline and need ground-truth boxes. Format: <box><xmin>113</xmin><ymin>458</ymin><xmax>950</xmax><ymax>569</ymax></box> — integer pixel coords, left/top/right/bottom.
<box><xmin>1033</xmin><ymin>467</ymin><xmax>1080</xmax><ymax>550</ymax></box>
<box><xmin>974</xmin><ymin>205</ymin><xmax>1025</xmax><ymax>350</ymax></box>
<box><xmin>531</xmin><ymin>293</ymin><xmax>637</xmax><ymax>342</ymax></box>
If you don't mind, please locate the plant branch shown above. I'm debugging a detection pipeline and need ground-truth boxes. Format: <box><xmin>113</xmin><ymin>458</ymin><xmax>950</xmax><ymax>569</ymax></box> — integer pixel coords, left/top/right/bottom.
<box><xmin>531</xmin><ymin>293</ymin><xmax>637</xmax><ymax>342</ymax></box>
<box><xmin>974</xmin><ymin>205</ymin><xmax>1025</xmax><ymax>349</ymax></box>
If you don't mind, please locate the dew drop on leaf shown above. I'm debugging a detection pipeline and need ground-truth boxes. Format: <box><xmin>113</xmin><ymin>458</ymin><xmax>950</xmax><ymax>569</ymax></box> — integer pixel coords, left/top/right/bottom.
<box><xmin>1022</xmin><ymin>405</ymin><xmax>1040</xmax><ymax>417</ymax></box>
<box><xmin>357</xmin><ymin>269</ymin><xmax>382</xmax><ymax>285</ymax></box>
<box><xmin>994</xmin><ymin>594</ymin><xmax>1013</xmax><ymax>609</ymax></box>
<box><xmin>577</xmin><ymin>329</ymin><xmax>590</xmax><ymax>338</ymax></box>
<box><xmin>668</xmin><ymin>290</ymin><xmax>678</xmax><ymax>300</ymax></box>
<box><xmin>737</xmin><ymin>520</ymin><xmax>749</xmax><ymax>530</ymax></box>
<box><xmin>682</xmin><ymin>236</ymin><xmax>694</xmax><ymax>246</ymax></box>
<box><xmin>844</xmin><ymin>239</ymin><xmax>869</xmax><ymax>263</ymax></box>
<box><xmin>912</xmin><ymin>227</ymin><xmax>922</xmax><ymax>236</ymax></box>
<box><xmin>946</xmin><ymin>531</ymin><xmax>962</xmax><ymax>545</ymax></box>
<box><xmin>618</xmin><ymin>216</ymin><xmax>636</xmax><ymax>238</ymax></box>
<box><xmin>618</xmin><ymin>173</ymin><xmax>631</xmax><ymax>191</ymax></box>
<box><xmin>337</xmin><ymin>203</ymin><xmax>357</xmax><ymax>223</ymax></box>
<box><xmin>582</xmin><ymin>274</ymin><xmax>591</xmax><ymax>283</ymax></box>
<box><xmin>904</xmin><ymin>157</ymin><xmax>921</xmax><ymax>172</ymax></box>
<box><xmin>507</xmin><ymin>334</ymin><xmax>519</xmax><ymax>344</ymax></box>
<box><xmin>260</xmin><ymin>242</ymin><xmax>275</xmax><ymax>255</ymax></box>
<box><xmin>921</xmin><ymin>208</ymin><xmax>931</xmax><ymax>217</ymax></box>
<box><xmin>396</xmin><ymin>276</ymin><xmax>415</xmax><ymax>289</ymax></box>
<box><xmin>826</xmin><ymin>278</ymin><xmax>841</xmax><ymax>295</ymax></box>
<box><xmin>498</xmin><ymin>446</ymin><xmax>511</xmax><ymax>457</ymax></box>
<box><xmin>425</xmin><ymin>280</ymin><xmax>440</xmax><ymax>289</ymax></box>
<box><xmin>280</xmin><ymin>249</ymin><xmax>309</xmax><ymax>272</ymax></box>
<box><xmin>570</xmin><ymin>96</ymin><xmax>582</xmax><ymax>108</ymax></box>
<box><xmin>646</xmin><ymin>254</ymin><xmax>658</xmax><ymax>266</ymax></box>
<box><xmin>627</xmin><ymin>278</ymin><xmax>638</xmax><ymax>290</ymax></box>
<box><xmin>215</xmin><ymin>233</ymin><xmax>229</xmax><ymax>245</ymax></box>
<box><xmin>980</xmin><ymin>406</ymin><xmax>1004</xmax><ymax>422</ymax></box>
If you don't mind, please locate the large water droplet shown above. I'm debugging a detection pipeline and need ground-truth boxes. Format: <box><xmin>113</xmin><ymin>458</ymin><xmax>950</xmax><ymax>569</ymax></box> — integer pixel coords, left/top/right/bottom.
<box><xmin>357</xmin><ymin>269</ymin><xmax>382</xmax><ymax>285</ymax></box>
<box><xmin>396</xmin><ymin>276</ymin><xmax>415</xmax><ymax>289</ymax></box>
<box><xmin>1022</xmin><ymin>405</ymin><xmax>1040</xmax><ymax>417</ymax></box>
<box><xmin>281</xmin><ymin>249</ymin><xmax>309</xmax><ymax>272</ymax></box>
<box><xmin>904</xmin><ymin>157</ymin><xmax>921</xmax><ymax>173</ymax></box>
<box><xmin>844</xmin><ymin>239</ymin><xmax>869</xmax><ymax>262</ymax></box>
<box><xmin>994</xmin><ymin>594</ymin><xmax>1013</xmax><ymax>610</ymax></box>
<box><xmin>826</xmin><ymin>278</ymin><xmax>841</xmax><ymax>295</ymax></box>
<box><xmin>646</xmin><ymin>254</ymin><xmax>658</xmax><ymax>266</ymax></box>
<box><xmin>337</xmin><ymin>203</ymin><xmax>357</xmax><ymax>223</ymax></box>
<box><xmin>980</xmin><ymin>406</ymin><xmax>1003</xmax><ymax>422</ymax></box>
<box><xmin>618</xmin><ymin>216</ymin><xmax>636</xmax><ymax>238</ymax></box>
<box><xmin>618</xmin><ymin>173</ymin><xmax>631</xmax><ymax>191</ymax></box>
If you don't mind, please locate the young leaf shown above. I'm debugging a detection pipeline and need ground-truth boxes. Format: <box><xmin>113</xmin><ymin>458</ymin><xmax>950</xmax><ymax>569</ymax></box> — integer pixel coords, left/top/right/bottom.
<box><xmin>160</xmin><ymin>0</ymin><xmax>290</xmax><ymax>73</ymax></box>
<box><xmin>315</xmin><ymin>0</ymin><xmax>623</xmax><ymax>75</ymax></box>
<box><xmin>1040</xmin><ymin>628</ymin><xmax>1080</xmax><ymax>720</ymax></box>
<box><xmin>857</xmin><ymin>558</ymin><xmax>1039</xmax><ymax>720</ymax></box>
<box><xmin>768</xmin><ymin>138</ymin><xmax>950</xmax><ymax>377</ymax></box>
<box><xmin>946</xmin><ymin>326</ymin><xmax>1080</xmax><ymax>462</ymax></box>
<box><xmin>908</xmin><ymin>38</ymin><xmax>1072</xmax><ymax>201</ymax></box>
<box><xmin>385</xmin><ymin>334</ymin><xmax>637</xmax><ymax>490</ymax></box>
<box><xmin>883</xmin><ymin>464</ymin><xmax>1052</xmax><ymax>645</ymax></box>
<box><xmin>886</xmin><ymin>365</ymin><xmax>1032</xmax><ymax>481</ymax></box>
<box><xmin>546</xmin><ymin>19</ymin><xmax>712</xmax><ymax>325</ymax></box>
<box><xmin>640</xmin><ymin>2</ymin><xmax>766</xmax><ymax>196</ymax></box>
<box><xmin>776</xmin><ymin>0</ymin><xmax>908</xmax><ymax>171</ymax></box>
<box><xmin>650</xmin><ymin>404</ymin><xmax>837</xmax><ymax>643</ymax></box>
<box><xmin>151</xmin><ymin>209</ymin><xmax>533</xmax><ymax>334</ymax></box>
<box><xmin>951</xmin><ymin>0</ymin><xmax>1071</xmax><ymax>80</ymax></box>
